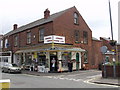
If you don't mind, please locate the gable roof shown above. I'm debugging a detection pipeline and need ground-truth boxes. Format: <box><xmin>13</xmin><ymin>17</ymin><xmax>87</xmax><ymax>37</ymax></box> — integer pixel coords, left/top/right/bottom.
<box><xmin>4</xmin><ymin>7</ymin><xmax>75</xmax><ymax>37</ymax></box>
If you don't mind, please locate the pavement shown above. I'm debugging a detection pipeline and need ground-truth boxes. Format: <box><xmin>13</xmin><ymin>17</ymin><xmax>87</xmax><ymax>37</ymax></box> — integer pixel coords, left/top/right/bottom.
<box><xmin>89</xmin><ymin>76</ymin><xmax>120</xmax><ymax>86</ymax></box>
<box><xmin>22</xmin><ymin>70</ymin><xmax>120</xmax><ymax>86</ymax></box>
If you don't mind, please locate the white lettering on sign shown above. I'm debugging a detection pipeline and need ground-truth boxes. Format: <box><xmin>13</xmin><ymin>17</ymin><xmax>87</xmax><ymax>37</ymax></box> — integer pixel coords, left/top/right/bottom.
<box><xmin>44</xmin><ymin>35</ymin><xmax>65</xmax><ymax>44</ymax></box>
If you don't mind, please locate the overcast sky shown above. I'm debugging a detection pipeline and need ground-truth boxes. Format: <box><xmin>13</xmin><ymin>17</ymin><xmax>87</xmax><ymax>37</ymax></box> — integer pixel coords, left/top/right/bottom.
<box><xmin>0</xmin><ymin>0</ymin><xmax>119</xmax><ymax>41</ymax></box>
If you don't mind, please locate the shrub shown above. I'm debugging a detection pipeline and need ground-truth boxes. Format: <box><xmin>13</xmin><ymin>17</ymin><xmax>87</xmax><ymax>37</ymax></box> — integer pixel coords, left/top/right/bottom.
<box><xmin>109</xmin><ymin>61</ymin><xmax>120</xmax><ymax>66</ymax></box>
<box><xmin>115</xmin><ymin>61</ymin><xmax>120</xmax><ymax>66</ymax></box>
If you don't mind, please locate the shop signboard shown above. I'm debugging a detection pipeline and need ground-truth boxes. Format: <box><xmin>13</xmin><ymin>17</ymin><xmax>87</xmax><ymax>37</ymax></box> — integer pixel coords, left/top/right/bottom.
<box><xmin>44</xmin><ymin>35</ymin><xmax>65</xmax><ymax>44</ymax></box>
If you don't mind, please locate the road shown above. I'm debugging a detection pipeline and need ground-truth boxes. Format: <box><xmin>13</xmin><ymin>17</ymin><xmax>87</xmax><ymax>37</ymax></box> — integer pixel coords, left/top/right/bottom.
<box><xmin>1</xmin><ymin>70</ymin><xmax>118</xmax><ymax>88</ymax></box>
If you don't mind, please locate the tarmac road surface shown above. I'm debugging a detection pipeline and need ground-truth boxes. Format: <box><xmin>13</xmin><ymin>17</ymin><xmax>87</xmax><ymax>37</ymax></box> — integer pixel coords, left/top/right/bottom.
<box><xmin>1</xmin><ymin>70</ymin><xmax>119</xmax><ymax>88</ymax></box>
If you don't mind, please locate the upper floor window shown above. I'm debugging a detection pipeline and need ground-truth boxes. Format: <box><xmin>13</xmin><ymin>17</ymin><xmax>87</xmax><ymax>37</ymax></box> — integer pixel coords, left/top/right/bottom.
<box><xmin>74</xmin><ymin>13</ymin><xmax>79</xmax><ymax>24</ymax></box>
<box><xmin>74</xmin><ymin>30</ymin><xmax>80</xmax><ymax>43</ymax></box>
<box><xmin>14</xmin><ymin>36</ymin><xmax>18</xmax><ymax>46</ymax></box>
<box><xmin>39</xmin><ymin>28</ymin><xmax>44</xmax><ymax>41</ymax></box>
<box><xmin>83</xmin><ymin>31</ymin><xmax>88</xmax><ymax>44</ymax></box>
<box><xmin>5</xmin><ymin>39</ymin><xmax>8</xmax><ymax>48</ymax></box>
<box><xmin>27</xmin><ymin>32</ymin><xmax>31</xmax><ymax>44</ymax></box>
<box><xmin>0</xmin><ymin>40</ymin><xmax>3</xmax><ymax>48</ymax></box>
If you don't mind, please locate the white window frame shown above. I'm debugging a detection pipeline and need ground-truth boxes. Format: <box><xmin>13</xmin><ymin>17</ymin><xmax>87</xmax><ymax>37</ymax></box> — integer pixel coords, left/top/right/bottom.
<box><xmin>14</xmin><ymin>36</ymin><xmax>18</xmax><ymax>46</ymax></box>
<box><xmin>27</xmin><ymin>32</ymin><xmax>31</xmax><ymax>44</ymax></box>
<box><xmin>39</xmin><ymin>28</ymin><xmax>44</xmax><ymax>41</ymax></box>
<box><xmin>0</xmin><ymin>40</ymin><xmax>3</xmax><ymax>48</ymax></box>
<box><xmin>5</xmin><ymin>39</ymin><xmax>8</xmax><ymax>48</ymax></box>
<box><xmin>74</xmin><ymin>13</ymin><xmax>79</xmax><ymax>24</ymax></box>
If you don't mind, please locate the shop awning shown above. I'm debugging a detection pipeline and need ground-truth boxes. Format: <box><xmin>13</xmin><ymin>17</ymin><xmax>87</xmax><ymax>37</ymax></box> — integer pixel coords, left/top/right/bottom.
<box><xmin>46</xmin><ymin>47</ymin><xmax>86</xmax><ymax>52</ymax></box>
<box><xmin>15</xmin><ymin>47</ymin><xmax>86</xmax><ymax>53</ymax></box>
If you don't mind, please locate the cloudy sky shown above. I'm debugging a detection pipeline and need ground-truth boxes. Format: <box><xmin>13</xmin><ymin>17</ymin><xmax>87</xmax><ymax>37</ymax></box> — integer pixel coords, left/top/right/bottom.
<box><xmin>0</xmin><ymin>0</ymin><xmax>119</xmax><ymax>41</ymax></box>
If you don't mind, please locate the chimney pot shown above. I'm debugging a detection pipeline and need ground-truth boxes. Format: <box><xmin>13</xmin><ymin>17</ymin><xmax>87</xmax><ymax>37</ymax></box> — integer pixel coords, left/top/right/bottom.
<box><xmin>13</xmin><ymin>24</ymin><xmax>18</xmax><ymax>30</ymax></box>
<box><xmin>44</xmin><ymin>8</ymin><xmax>50</xmax><ymax>19</ymax></box>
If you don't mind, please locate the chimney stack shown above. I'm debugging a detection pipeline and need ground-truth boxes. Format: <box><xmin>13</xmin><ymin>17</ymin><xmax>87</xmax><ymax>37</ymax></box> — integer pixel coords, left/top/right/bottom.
<box><xmin>13</xmin><ymin>24</ymin><xmax>18</xmax><ymax>30</ymax></box>
<box><xmin>44</xmin><ymin>8</ymin><xmax>50</xmax><ymax>19</ymax></box>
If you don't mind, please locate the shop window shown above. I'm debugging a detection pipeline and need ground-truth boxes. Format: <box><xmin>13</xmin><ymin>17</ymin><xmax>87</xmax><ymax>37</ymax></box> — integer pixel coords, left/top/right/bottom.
<box><xmin>39</xmin><ymin>28</ymin><xmax>44</xmax><ymax>41</ymax></box>
<box><xmin>26</xmin><ymin>55</ymin><xmax>32</xmax><ymax>64</ymax></box>
<box><xmin>61</xmin><ymin>52</ymin><xmax>71</xmax><ymax>67</ymax></box>
<box><xmin>84</xmin><ymin>52</ymin><xmax>88</xmax><ymax>63</ymax></box>
<box><xmin>83</xmin><ymin>31</ymin><xmax>88</xmax><ymax>44</ymax></box>
<box><xmin>27</xmin><ymin>32</ymin><xmax>31</xmax><ymax>44</ymax></box>
<box><xmin>37</xmin><ymin>53</ymin><xmax>48</xmax><ymax>67</ymax></box>
<box><xmin>74</xmin><ymin>12</ymin><xmax>79</xmax><ymax>24</ymax></box>
<box><xmin>14</xmin><ymin>35</ymin><xmax>18</xmax><ymax>46</ymax></box>
<box><xmin>62</xmin><ymin>55</ymin><xmax>68</xmax><ymax>68</ymax></box>
<box><xmin>74</xmin><ymin>30</ymin><xmax>80</xmax><ymax>43</ymax></box>
<box><xmin>3</xmin><ymin>57</ymin><xmax>8</xmax><ymax>62</ymax></box>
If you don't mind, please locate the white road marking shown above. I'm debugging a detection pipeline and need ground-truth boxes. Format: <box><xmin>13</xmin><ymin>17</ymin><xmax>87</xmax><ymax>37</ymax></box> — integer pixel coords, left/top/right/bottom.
<box><xmin>86</xmin><ymin>74</ymin><xmax>101</xmax><ymax>79</ymax></box>
<box><xmin>45</xmin><ymin>75</ymin><xmax>83</xmax><ymax>82</ymax></box>
<box><xmin>84</xmin><ymin>76</ymin><xmax>119</xmax><ymax>88</ymax></box>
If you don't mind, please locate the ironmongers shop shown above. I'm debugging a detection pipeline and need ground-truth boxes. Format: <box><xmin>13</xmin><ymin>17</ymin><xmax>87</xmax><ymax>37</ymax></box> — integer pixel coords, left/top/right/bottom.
<box><xmin>14</xmin><ymin>44</ymin><xmax>85</xmax><ymax>73</ymax></box>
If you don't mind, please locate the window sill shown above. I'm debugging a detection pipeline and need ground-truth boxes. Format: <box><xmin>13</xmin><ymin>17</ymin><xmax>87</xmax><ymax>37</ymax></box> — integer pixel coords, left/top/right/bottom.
<box><xmin>74</xmin><ymin>23</ymin><xmax>79</xmax><ymax>25</ymax></box>
<box><xmin>84</xmin><ymin>62</ymin><xmax>88</xmax><ymax>64</ymax></box>
<box><xmin>83</xmin><ymin>42</ymin><xmax>88</xmax><ymax>45</ymax></box>
<box><xmin>26</xmin><ymin>43</ymin><xmax>31</xmax><ymax>45</ymax></box>
<box><xmin>38</xmin><ymin>40</ymin><xmax>44</xmax><ymax>43</ymax></box>
<box><xmin>75</xmin><ymin>41</ymin><xmax>80</xmax><ymax>44</ymax></box>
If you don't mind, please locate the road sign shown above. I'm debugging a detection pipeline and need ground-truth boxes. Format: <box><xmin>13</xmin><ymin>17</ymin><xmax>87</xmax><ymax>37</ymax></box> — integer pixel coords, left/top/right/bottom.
<box><xmin>100</xmin><ymin>46</ymin><xmax>108</xmax><ymax>54</ymax></box>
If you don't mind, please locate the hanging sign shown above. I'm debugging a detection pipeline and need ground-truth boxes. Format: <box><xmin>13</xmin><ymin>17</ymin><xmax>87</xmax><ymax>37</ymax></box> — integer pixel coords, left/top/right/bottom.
<box><xmin>44</xmin><ymin>35</ymin><xmax>65</xmax><ymax>44</ymax></box>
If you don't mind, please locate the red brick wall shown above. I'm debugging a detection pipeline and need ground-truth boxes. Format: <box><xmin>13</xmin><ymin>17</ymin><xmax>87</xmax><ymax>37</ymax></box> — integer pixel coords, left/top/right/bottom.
<box><xmin>91</xmin><ymin>40</ymin><xmax>102</xmax><ymax>68</ymax></box>
<box><xmin>102</xmin><ymin>65</ymin><xmax>120</xmax><ymax>77</ymax></box>
<box><xmin>9</xmin><ymin>22</ymin><xmax>53</xmax><ymax>53</ymax></box>
<box><xmin>53</xmin><ymin>7</ymin><xmax>93</xmax><ymax>69</ymax></box>
<box><xmin>100</xmin><ymin>37</ymin><xmax>112</xmax><ymax>50</ymax></box>
<box><xmin>118</xmin><ymin>45</ymin><xmax>120</xmax><ymax>61</ymax></box>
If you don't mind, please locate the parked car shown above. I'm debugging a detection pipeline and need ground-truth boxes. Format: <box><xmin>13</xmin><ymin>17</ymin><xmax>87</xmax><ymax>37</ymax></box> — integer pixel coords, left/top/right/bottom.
<box><xmin>2</xmin><ymin>63</ymin><xmax>21</xmax><ymax>73</ymax></box>
<box><xmin>20</xmin><ymin>64</ymin><xmax>31</xmax><ymax>70</ymax></box>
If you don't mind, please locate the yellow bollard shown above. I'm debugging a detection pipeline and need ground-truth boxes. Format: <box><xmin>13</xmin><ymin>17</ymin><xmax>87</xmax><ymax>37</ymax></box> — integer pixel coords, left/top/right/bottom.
<box><xmin>0</xmin><ymin>79</ymin><xmax>10</xmax><ymax>89</ymax></box>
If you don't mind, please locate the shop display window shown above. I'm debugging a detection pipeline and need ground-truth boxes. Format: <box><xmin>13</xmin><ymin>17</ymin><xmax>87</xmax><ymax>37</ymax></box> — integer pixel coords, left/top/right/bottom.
<box><xmin>61</xmin><ymin>52</ymin><xmax>71</xmax><ymax>68</ymax></box>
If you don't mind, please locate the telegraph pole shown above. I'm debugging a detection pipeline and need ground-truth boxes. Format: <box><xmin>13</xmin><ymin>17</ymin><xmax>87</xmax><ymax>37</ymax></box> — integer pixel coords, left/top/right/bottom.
<box><xmin>109</xmin><ymin>0</ymin><xmax>113</xmax><ymax>41</ymax></box>
<box><xmin>108</xmin><ymin>0</ymin><xmax>116</xmax><ymax>78</ymax></box>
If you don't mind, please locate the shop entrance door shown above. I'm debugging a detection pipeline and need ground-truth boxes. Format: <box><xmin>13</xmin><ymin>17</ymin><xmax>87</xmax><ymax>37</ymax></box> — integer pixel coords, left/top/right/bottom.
<box><xmin>76</xmin><ymin>53</ymin><xmax>79</xmax><ymax>70</ymax></box>
<box><xmin>50</xmin><ymin>52</ymin><xmax>58</xmax><ymax>72</ymax></box>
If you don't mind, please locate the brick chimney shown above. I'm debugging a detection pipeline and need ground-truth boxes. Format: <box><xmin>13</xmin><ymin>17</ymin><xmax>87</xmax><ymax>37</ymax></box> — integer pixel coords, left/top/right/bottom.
<box><xmin>13</xmin><ymin>24</ymin><xmax>18</xmax><ymax>30</ymax></box>
<box><xmin>44</xmin><ymin>8</ymin><xmax>50</xmax><ymax>19</ymax></box>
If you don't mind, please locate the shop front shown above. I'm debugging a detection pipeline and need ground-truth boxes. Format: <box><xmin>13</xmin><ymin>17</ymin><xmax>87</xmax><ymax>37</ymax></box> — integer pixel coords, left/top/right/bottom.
<box><xmin>14</xmin><ymin>44</ymin><xmax>85</xmax><ymax>72</ymax></box>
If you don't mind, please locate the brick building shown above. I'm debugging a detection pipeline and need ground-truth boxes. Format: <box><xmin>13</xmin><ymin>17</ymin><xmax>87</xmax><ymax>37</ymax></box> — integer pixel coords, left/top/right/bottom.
<box><xmin>0</xmin><ymin>35</ymin><xmax>3</xmax><ymax>51</ymax></box>
<box><xmin>117</xmin><ymin>44</ymin><xmax>120</xmax><ymax>61</ymax></box>
<box><xmin>1</xmin><ymin>6</ymin><xmax>118</xmax><ymax>72</ymax></box>
<box><xmin>100</xmin><ymin>37</ymin><xmax>119</xmax><ymax>63</ymax></box>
